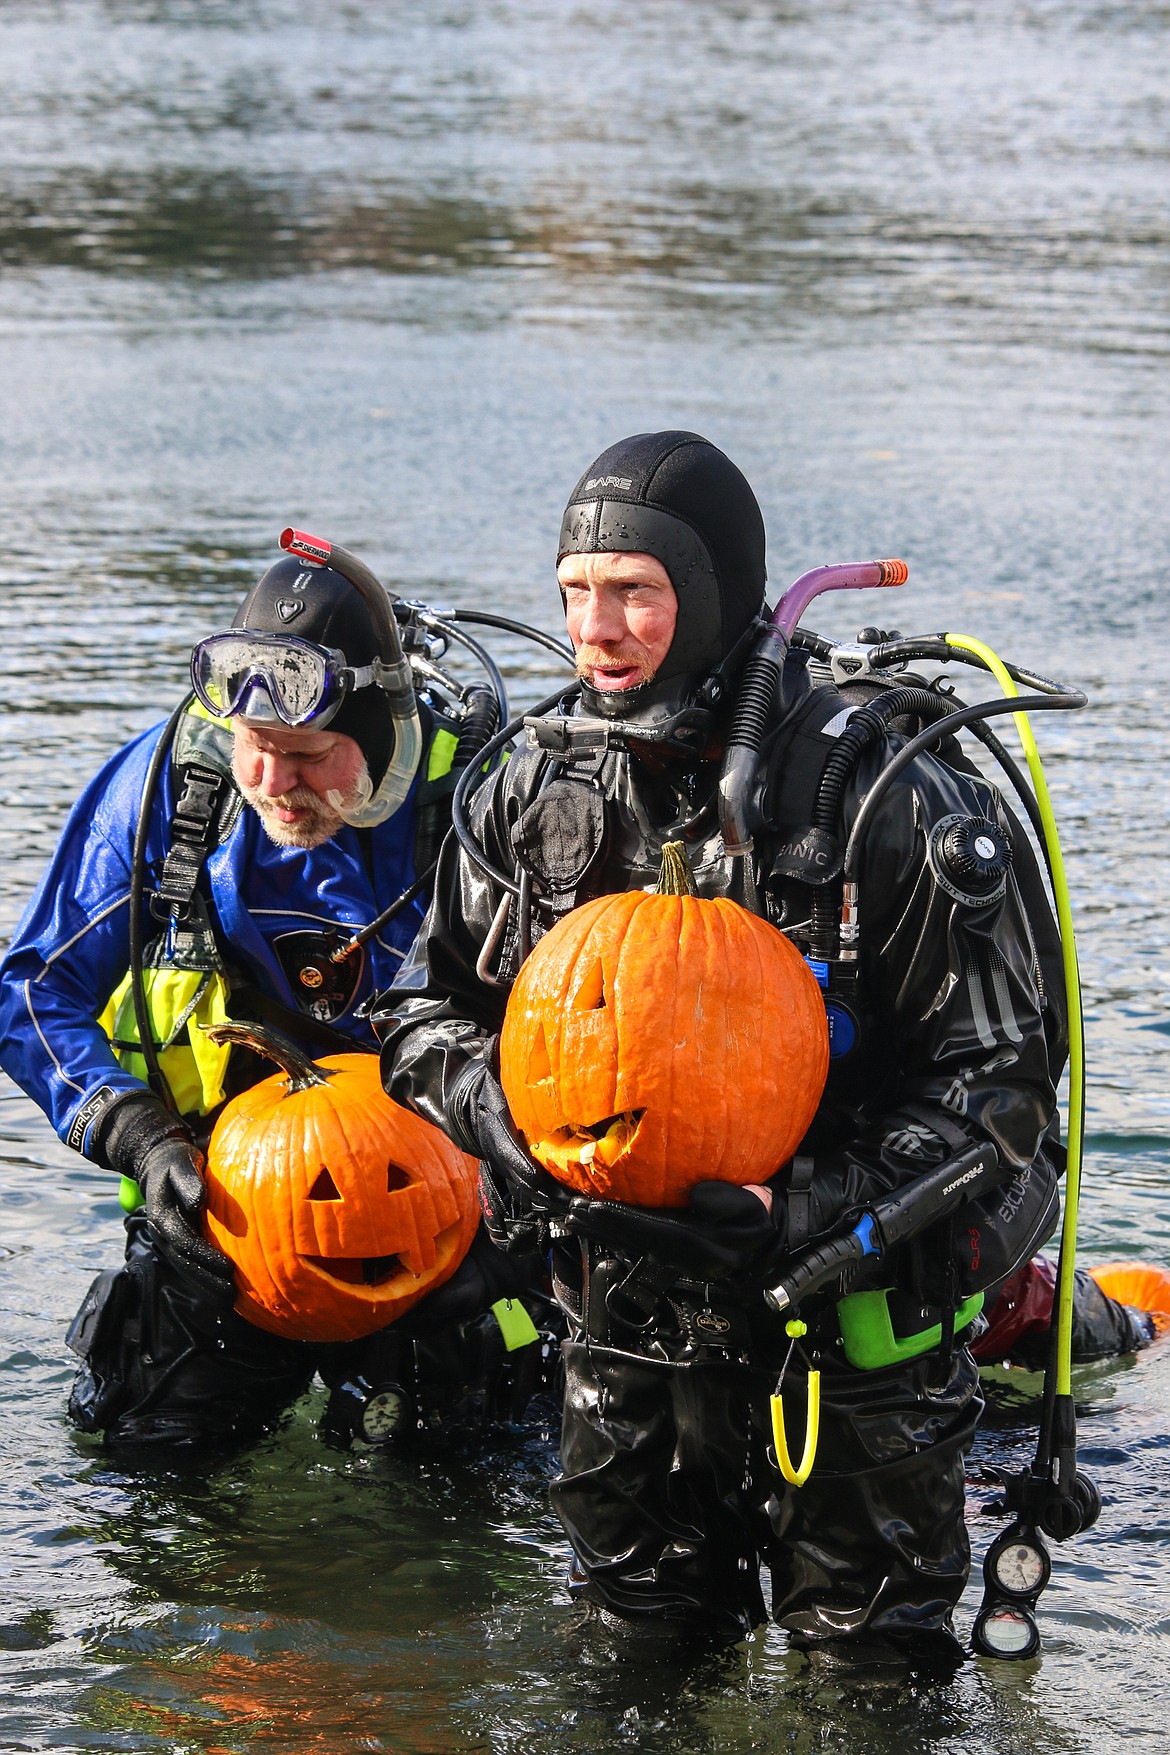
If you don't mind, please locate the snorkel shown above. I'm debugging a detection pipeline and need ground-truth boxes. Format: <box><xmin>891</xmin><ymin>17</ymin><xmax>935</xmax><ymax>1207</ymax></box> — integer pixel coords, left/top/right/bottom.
<box><xmin>278</xmin><ymin>528</ymin><xmax>423</xmax><ymax>829</ymax></box>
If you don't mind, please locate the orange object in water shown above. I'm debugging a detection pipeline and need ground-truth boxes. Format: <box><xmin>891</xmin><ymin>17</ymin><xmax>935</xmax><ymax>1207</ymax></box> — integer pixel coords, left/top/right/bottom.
<box><xmin>1089</xmin><ymin>1262</ymin><xmax>1170</xmax><ymax>1332</ymax></box>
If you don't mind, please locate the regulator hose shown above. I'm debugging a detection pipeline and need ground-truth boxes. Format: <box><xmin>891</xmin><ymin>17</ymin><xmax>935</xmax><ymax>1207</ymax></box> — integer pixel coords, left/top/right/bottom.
<box><xmin>718</xmin><ymin>624</ymin><xmax>788</xmax><ymax>856</ymax></box>
<box><xmin>807</xmin><ymin>685</ymin><xmax>959</xmax><ymax>956</ymax></box>
<box><xmin>453</xmin><ymin>685</ymin><xmax>501</xmax><ymax>772</ymax></box>
<box><xmin>942</xmin><ymin>633</ymin><xmax>1086</xmax><ymax>1405</ymax></box>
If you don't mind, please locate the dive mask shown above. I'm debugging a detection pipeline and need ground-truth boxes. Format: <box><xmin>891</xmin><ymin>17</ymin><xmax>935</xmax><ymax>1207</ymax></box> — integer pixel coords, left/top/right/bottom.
<box><xmin>190</xmin><ymin>630</ymin><xmax>391</xmax><ymax>730</ymax></box>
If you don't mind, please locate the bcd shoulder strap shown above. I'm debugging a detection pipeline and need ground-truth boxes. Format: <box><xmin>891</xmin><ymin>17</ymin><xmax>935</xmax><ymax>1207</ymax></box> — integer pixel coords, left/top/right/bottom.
<box><xmin>150</xmin><ymin>709</ymin><xmax>241</xmax><ymax>929</ymax></box>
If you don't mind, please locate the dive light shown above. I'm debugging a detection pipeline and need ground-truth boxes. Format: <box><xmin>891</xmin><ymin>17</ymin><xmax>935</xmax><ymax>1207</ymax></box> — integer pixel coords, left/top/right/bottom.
<box><xmin>763</xmin><ymin>1142</ymin><xmax>1004</xmax><ymax>1318</ymax></box>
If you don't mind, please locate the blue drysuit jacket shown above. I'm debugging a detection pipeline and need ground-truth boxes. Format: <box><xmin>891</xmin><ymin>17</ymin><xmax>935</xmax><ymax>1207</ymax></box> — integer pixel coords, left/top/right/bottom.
<box><xmin>0</xmin><ymin>719</ymin><xmax>427</xmax><ymax>1157</ymax></box>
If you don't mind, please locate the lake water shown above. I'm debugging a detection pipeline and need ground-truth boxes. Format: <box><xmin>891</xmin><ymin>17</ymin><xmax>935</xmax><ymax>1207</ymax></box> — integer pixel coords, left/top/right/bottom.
<box><xmin>1</xmin><ymin>2</ymin><xmax>1168</xmax><ymax>1750</ymax></box>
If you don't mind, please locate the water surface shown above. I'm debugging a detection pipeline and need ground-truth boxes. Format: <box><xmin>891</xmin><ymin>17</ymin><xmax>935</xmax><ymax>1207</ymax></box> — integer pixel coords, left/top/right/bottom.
<box><xmin>1</xmin><ymin>3</ymin><xmax>1168</xmax><ymax>1749</ymax></box>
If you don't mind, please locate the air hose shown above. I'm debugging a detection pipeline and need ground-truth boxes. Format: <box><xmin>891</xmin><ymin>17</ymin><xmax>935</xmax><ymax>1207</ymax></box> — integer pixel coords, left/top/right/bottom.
<box><xmin>807</xmin><ymin>684</ymin><xmax>960</xmax><ymax>956</ymax></box>
<box><xmin>453</xmin><ymin>685</ymin><xmax>501</xmax><ymax>771</ymax></box>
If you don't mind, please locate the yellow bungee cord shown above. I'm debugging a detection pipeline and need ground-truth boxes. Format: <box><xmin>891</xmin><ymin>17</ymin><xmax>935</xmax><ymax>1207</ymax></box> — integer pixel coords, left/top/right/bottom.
<box><xmin>770</xmin><ymin>1319</ymin><xmax>821</xmax><ymax>1486</ymax></box>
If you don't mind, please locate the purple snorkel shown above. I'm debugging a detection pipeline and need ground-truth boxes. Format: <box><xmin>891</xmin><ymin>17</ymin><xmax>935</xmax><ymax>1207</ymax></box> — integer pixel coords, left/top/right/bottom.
<box><xmin>772</xmin><ymin>557</ymin><xmax>908</xmax><ymax>640</ymax></box>
<box><xmin>717</xmin><ymin>559</ymin><xmax>908</xmax><ymax>857</ymax></box>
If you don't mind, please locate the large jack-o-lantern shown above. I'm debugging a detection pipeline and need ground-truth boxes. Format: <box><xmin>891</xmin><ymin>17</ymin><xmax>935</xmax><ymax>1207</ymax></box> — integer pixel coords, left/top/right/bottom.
<box><xmin>501</xmin><ymin>843</ymin><xmax>829</xmax><ymax>1208</ymax></box>
<box><xmin>202</xmin><ymin>1024</ymin><xmax>479</xmax><ymax>1343</ymax></box>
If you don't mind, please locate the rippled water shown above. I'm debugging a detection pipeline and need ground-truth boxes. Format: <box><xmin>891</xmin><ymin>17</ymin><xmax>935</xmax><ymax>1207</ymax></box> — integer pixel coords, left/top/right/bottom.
<box><xmin>1</xmin><ymin>2</ymin><xmax>1168</xmax><ymax>1749</ymax></box>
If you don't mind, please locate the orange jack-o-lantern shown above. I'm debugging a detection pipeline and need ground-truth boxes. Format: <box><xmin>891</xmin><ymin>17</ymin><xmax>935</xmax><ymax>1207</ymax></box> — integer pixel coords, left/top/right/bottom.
<box><xmin>202</xmin><ymin>1024</ymin><xmax>479</xmax><ymax>1343</ymax></box>
<box><xmin>500</xmin><ymin>843</ymin><xmax>830</xmax><ymax>1208</ymax></box>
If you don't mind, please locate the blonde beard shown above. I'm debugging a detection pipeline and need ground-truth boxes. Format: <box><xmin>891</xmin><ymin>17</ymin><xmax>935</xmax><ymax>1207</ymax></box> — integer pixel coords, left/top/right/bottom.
<box><xmin>235</xmin><ymin>763</ymin><xmax>371</xmax><ymax>850</ymax></box>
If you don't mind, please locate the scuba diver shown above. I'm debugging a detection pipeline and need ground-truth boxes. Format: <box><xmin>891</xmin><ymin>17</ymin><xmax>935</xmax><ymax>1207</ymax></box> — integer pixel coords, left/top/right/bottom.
<box><xmin>376</xmin><ymin>430</ymin><xmax>1160</xmax><ymax>1662</ymax></box>
<box><xmin>0</xmin><ymin>533</ymin><xmax>551</xmax><ymax>1450</ymax></box>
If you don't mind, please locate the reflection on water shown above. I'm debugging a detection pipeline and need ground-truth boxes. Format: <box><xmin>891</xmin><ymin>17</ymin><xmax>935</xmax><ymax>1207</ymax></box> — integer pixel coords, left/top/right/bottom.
<box><xmin>1</xmin><ymin>0</ymin><xmax>1169</xmax><ymax>1750</ymax></box>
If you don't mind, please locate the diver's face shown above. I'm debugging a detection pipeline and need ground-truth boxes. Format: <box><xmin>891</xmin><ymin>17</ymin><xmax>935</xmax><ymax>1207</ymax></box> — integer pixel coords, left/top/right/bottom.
<box><xmin>231</xmin><ymin>720</ymin><xmax>366</xmax><ymax>848</ymax></box>
<box><xmin>558</xmin><ymin>551</ymin><xmax>677</xmax><ymax>692</ymax></box>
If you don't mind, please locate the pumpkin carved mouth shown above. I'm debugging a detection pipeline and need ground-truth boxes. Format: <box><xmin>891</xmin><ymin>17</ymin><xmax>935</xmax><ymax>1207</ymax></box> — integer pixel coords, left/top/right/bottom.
<box><xmin>537</xmin><ymin>1109</ymin><xmax>647</xmax><ymax>1174</ymax></box>
<box><xmin>303</xmin><ymin>1253</ymin><xmax>405</xmax><ymax>1287</ymax></box>
<box><xmin>300</xmin><ymin>1218</ymin><xmax>467</xmax><ymax>1293</ymax></box>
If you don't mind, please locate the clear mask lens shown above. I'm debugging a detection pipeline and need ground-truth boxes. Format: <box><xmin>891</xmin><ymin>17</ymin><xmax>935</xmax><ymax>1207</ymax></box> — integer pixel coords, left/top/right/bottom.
<box><xmin>192</xmin><ymin>634</ymin><xmax>338</xmax><ymax>726</ymax></box>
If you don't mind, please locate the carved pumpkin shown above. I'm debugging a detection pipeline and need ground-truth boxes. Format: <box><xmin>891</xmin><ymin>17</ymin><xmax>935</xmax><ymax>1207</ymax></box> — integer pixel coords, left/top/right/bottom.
<box><xmin>202</xmin><ymin>1024</ymin><xmax>479</xmax><ymax>1343</ymax></box>
<box><xmin>500</xmin><ymin>842</ymin><xmax>829</xmax><ymax>1208</ymax></box>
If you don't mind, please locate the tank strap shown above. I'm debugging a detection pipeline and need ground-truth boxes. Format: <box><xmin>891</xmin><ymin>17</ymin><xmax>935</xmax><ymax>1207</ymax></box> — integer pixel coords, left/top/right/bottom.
<box><xmin>787</xmin><ymin>1155</ymin><xmax>816</xmax><ymax>1254</ymax></box>
<box><xmin>150</xmin><ymin>708</ymin><xmax>241</xmax><ymax>927</ymax></box>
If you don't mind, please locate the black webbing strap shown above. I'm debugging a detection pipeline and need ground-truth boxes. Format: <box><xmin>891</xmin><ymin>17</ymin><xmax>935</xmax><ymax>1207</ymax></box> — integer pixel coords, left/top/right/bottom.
<box><xmin>787</xmin><ymin>1154</ymin><xmax>816</xmax><ymax>1254</ymax></box>
<box><xmin>150</xmin><ymin>762</ymin><xmax>227</xmax><ymax>923</ymax></box>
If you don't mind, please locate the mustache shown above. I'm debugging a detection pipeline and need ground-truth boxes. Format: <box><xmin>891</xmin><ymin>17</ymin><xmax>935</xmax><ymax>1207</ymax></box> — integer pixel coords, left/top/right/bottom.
<box><xmin>574</xmin><ymin>644</ymin><xmax>656</xmax><ymax>684</ymax></box>
<box><xmin>252</xmin><ymin>785</ymin><xmax>323</xmax><ymax>812</ymax></box>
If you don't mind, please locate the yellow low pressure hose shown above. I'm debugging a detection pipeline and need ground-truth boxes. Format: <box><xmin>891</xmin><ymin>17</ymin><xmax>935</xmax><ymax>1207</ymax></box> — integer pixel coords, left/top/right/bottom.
<box><xmin>945</xmin><ymin>633</ymin><xmax>1084</xmax><ymax>1397</ymax></box>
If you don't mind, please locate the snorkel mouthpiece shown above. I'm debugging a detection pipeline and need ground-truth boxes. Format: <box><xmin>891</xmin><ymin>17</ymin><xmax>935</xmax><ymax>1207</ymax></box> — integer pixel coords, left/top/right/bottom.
<box><xmin>277</xmin><ymin>527</ymin><xmax>422</xmax><ymax>828</ymax></box>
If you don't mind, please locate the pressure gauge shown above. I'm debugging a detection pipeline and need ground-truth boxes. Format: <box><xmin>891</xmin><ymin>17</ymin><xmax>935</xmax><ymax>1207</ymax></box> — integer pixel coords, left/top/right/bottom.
<box><xmin>983</xmin><ymin>1525</ymin><xmax>1051</xmax><ymax>1601</ymax></box>
<box><xmin>360</xmin><ymin>1388</ymin><xmax>405</xmax><ymax>1443</ymax></box>
<box><xmin>972</xmin><ymin>1603</ymin><xmax>1041</xmax><ymax>1662</ymax></box>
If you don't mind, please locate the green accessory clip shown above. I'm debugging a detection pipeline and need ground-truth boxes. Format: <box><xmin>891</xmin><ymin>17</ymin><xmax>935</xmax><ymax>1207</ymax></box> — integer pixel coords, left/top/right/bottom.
<box><xmin>119</xmin><ymin>1175</ymin><xmax>144</xmax><ymax>1215</ymax></box>
<box><xmin>836</xmin><ymin>1287</ymin><xmax>984</xmax><ymax>1370</ymax></box>
<box><xmin>491</xmin><ymin>1297</ymin><xmax>540</xmax><ymax>1352</ymax></box>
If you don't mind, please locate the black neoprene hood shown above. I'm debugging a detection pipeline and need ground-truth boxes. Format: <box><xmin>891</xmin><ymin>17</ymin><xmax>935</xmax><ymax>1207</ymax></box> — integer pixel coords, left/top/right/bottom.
<box><xmin>231</xmin><ymin>554</ymin><xmax>393</xmax><ymax>784</ymax></box>
<box><xmin>557</xmin><ymin>430</ymin><xmax>767</xmax><ymax>691</ymax></box>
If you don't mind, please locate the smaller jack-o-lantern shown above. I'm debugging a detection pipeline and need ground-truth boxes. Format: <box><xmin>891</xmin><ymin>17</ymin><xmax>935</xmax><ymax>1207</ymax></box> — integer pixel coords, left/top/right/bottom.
<box><xmin>202</xmin><ymin>1024</ymin><xmax>479</xmax><ymax>1343</ymax></box>
<box><xmin>501</xmin><ymin>842</ymin><xmax>829</xmax><ymax>1208</ymax></box>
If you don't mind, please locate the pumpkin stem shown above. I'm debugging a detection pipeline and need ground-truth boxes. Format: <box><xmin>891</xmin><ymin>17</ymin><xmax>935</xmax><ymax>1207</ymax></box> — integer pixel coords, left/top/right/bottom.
<box><xmin>656</xmin><ymin>840</ymin><xmax>696</xmax><ymax>897</ymax></box>
<box><xmin>204</xmin><ymin>1021</ymin><xmax>334</xmax><ymax>1092</ymax></box>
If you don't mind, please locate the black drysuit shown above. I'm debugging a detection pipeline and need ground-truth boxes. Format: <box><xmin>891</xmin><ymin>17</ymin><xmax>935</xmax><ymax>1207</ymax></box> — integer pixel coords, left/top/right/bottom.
<box><xmin>376</xmin><ymin>657</ymin><xmax>1066</xmax><ymax>1651</ymax></box>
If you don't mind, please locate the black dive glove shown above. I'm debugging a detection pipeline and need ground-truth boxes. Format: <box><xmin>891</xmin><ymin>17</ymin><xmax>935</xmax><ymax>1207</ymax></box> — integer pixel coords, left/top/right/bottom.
<box><xmin>92</xmin><ymin>1092</ymin><xmax>236</xmax><ymax>1308</ymax></box>
<box><xmin>399</xmin><ymin>1224</ymin><xmax>547</xmax><ymax>1337</ymax></box>
<box><xmin>564</xmin><ymin>1180</ymin><xmax>786</xmax><ymax>1286</ymax></box>
<box><xmin>447</xmin><ymin>1045</ymin><xmax>572</xmax><ymax>1258</ymax></box>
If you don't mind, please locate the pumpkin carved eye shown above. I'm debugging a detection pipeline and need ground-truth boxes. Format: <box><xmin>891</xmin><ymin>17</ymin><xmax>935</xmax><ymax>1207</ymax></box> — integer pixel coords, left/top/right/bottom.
<box><xmin>529</xmin><ymin>1022</ymin><xmax>552</xmax><ymax>1084</ymax></box>
<box><xmin>309</xmin><ymin>1168</ymin><xmax>341</xmax><ymax>1202</ymax></box>
<box><xmin>574</xmin><ymin>960</ymin><xmax>607</xmax><ymax>1010</ymax></box>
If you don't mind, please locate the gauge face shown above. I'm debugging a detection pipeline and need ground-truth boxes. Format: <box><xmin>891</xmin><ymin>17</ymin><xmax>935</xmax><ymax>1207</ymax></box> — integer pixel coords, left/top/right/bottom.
<box><xmin>360</xmin><ymin>1388</ymin><xmax>404</xmax><ymax>1442</ymax></box>
<box><xmin>974</xmin><ymin>1606</ymin><xmax>1041</xmax><ymax>1661</ymax></box>
<box><xmin>988</xmin><ymin>1533</ymin><xmax>1050</xmax><ymax>1598</ymax></box>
